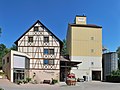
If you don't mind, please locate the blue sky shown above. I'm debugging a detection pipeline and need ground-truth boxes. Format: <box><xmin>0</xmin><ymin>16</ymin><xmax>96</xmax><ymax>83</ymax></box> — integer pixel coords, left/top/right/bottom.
<box><xmin>0</xmin><ymin>0</ymin><xmax>120</xmax><ymax>51</ymax></box>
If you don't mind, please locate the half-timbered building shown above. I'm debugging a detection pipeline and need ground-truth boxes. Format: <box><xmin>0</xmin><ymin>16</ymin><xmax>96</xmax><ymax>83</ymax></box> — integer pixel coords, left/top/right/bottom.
<box><xmin>15</xmin><ymin>20</ymin><xmax>62</xmax><ymax>82</ymax></box>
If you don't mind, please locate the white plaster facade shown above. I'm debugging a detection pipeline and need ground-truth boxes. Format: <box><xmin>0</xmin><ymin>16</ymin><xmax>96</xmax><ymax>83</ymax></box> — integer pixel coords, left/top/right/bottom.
<box><xmin>70</xmin><ymin>56</ymin><xmax>102</xmax><ymax>81</ymax></box>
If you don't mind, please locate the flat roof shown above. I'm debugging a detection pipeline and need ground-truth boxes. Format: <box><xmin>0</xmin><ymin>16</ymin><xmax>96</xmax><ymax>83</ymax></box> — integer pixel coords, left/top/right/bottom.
<box><xmin>69</xmin><ymin>24</ymin><xmax>102</xmax><ymax>28</ymax></box>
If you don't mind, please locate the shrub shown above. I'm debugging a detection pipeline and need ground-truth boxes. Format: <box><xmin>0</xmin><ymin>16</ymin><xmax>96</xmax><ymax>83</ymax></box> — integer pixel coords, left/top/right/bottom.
<box><xmin>51</xmin><ymin>79</ymin><xmax>58</xmax><ymax>84</ymax></box>
<box><xmin>111</xmin><ymin>70</ymin><xmax>120</xmax><ymax>76</ymax></box>
<box><xmin>17</xmin><ymin>80</ymin><xmax>22</xmax><ymax>85</ymax></box>
<box><xmin>0</xmin><ymin>88</ymin><xmax>4</xmax><ymax>90</ymax></box>
<box><xmin>26</xmin><ymin>77</ymin><xmax>32</xmax><ymax>83</ymax></box>
<box><xmin>23</xmin><ymin>80</ymin><xmax>27</xmax><ymax>84</ymax></box>
<box><xmin>106</xmin><ymin>75</ymin><xmax>120</xmax><ymax>83</ymax></box>
<box><xmin>0</xmin><ymin>72</ymin><xmax>5</xmax><ymax>76</ymax></box>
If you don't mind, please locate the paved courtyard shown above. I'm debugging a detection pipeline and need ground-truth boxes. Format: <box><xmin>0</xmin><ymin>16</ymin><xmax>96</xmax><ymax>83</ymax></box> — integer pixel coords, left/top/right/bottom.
<box><xmin>60</xmin><ymin>81</ymin><xmax>120</xmax><ymax>90</ymax></box>
<box><xmin>0</xmin><ymin>79</ymin><xmax>120</xmax><ymax>90</ymax></box>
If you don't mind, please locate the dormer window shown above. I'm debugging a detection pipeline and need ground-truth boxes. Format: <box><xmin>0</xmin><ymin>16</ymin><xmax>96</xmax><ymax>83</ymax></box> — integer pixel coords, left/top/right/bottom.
<box><xmin>44</xmin><ymin>36</ymin><xmax>49</xmax><ymax>43</ymax></box>
<box><xmin>34</xmin><ymin>26</ymin><xmax>39</xmax><ymax>32</ymax></box>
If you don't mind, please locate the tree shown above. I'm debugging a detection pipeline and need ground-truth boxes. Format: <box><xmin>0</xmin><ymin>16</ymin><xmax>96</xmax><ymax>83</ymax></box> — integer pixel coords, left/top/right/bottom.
<box><xmin>116</xmin><ymin>46</ymin><xmax>120</xmax><ymax>70</ymax></box>
<box><xmin>0</xmin><ymin>44</ymin><xmax>10</xmax><ymax>68</ymax></box>
<box><xmin>111</xmin><ymin>70</ymin><xmax>120</xmax><ymax>76</ymax></box>
<box><xmin>10</xmin><ymin>44</ymin><xmax>17</xmax><ymax>51</ymax></box>
<box><xmin>116</xmin><ymin>46</ymin><xmax>120</xmax><ymax>59</ymax></box>
<box><xmin>61</xmin><ymin>39</ymin><xmax>67</xmax><ymax>56</ymax></box>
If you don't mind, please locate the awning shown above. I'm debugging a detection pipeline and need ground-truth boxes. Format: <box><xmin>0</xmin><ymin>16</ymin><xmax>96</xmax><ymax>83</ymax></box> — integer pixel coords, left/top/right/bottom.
<box><xmin>60</xmin><ymin>56</ymin><xmax>82</xmax><ymax>68</ymax></box>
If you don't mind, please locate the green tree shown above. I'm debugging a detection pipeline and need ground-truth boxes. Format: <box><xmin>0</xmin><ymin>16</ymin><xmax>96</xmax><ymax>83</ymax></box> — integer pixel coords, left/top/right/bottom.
<box><xmin>61</xmin><ymin>39</ymin><xmax>67</xmax><ymax>56</ymax></box>
<box><xmin>116</xmin><ymin>47</ymin><xmax>120</xmax><ymax>70</ymax></box>
<box><xmin>10</xmin><ymin>44</ymin><xmax>17</xmax><ymax>51</ymax></box>
<box><xmin>111</xmin><ymin>70</ymin><xmax>120</xmax><ymax>76</ymax></box>
<box><xmin>0</xmin><ymin>44</ymin><xmax>10</xmax><ymax>68</ymax></box>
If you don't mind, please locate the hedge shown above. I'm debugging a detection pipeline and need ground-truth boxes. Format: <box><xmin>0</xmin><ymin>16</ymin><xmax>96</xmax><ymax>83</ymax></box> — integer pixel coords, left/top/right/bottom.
<box><xmin>106</xmin><ymin>75</ymin><xmax>120</xmax><ymax>83</ymax></box>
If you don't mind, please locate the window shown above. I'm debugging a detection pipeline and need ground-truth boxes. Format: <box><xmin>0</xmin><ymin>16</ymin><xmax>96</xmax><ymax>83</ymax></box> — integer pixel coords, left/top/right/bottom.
<box><xmin>7</xmin><ymin>57</ymin><xmax>9</xmax><ymax>63</ymax></box>
<box><xmin>44</xmin><ymin>49</ymin><xmax>48</xmax><ymax>54</ymax></box>
<box><xmin>49</xmin><ymin>60</ymin><xmax>54</xmax><ymax>65</ymax></box>
<box><xmin>91</xmin><ymin>62</ymin><xmax>94</xmax><ymax>65</ymax></box>
<box><xmin>44</xmin><ymin>60</ymin><xmax>49</xmax><ymax>64</ymax></box>
<box><xmin>91</xmin><ymin>49</ymin><xmax>94</xmax><ymax>53</ymax></box>
<box><xmin>3</xmin><ymin>59</ymin><xmax>5</xmax><ymax>65</ymax></box>
<box><xmin>91</xmin><ymin>37</ymin><xmax>94</xmax><ymax>40</ymax></box>
<box><xmin>44</xmin><ymin>49</ymin><xmax>54</xmax><ymax>55</ymax></box>
<box><xmin>28</xmin><ymin>36</ymin><xmax>33</xmax><ymax>42</ymax></box>
<box><xmin>49</xmin><ymin>49</ymin><xmax>54</xmax><ymax>54</ymax></box>
<box><xmin>34</xmin><ymin>26</ymin><xmax>39</xmax><ymax>32</ymax></box>
<box><xmin>44</xmin><ymin>36</ymin><xmax>49</xmax><ymax>42</ymax></box>
<box><xmin>43</xmin><ymin>59</ymin><xmax>54</xmax><ymax>65</ymax></box>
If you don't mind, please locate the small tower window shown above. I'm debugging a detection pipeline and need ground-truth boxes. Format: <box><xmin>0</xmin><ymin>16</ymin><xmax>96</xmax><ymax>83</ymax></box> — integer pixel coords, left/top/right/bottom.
<box><xmin>91</xmin><ymin>49</ymin><xmax>94</xmax><ymax>53</ymax></box>
<box><xmin>34</xmin><ymin>26</ymin><xmax>39</xmax><ymax>32</ymax></box>
<box><xmin>91</xmin><ymin>62</ymin><xmax>94</xmax><ymax>65</ymax></box>
<box><xmin>28</xmin><ymin>36</ymin><xmax>33</xmax><ymax>42</ymax></box>
<box><xmin>91</xmin><ymin>37</ymin><xmax>94</xmax><ymax>40</ymax></box>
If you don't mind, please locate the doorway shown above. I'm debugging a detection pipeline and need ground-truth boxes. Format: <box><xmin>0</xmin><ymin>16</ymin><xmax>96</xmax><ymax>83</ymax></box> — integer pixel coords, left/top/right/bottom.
<box><xmin>13</xmin><ymin>69</ymin><xmax>25</xmax><ymax>83</ymax></box>
<box><xmin>92</xmin><ymin>71</ymin><xmax>101</xmax><ymax>81</ymax></box>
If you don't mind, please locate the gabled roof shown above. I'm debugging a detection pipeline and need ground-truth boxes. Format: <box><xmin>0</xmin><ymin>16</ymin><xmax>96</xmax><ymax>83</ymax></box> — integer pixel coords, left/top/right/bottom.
<box><xmin>14</xmin><ymin>20</ymin><xmax>63</xmax><ymax>46</ymax></box>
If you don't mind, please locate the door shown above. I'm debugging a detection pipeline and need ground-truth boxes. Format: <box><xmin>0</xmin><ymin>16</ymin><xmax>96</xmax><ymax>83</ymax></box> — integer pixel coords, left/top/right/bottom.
<box><xmin>92</xmin><ymin>71</ymin><xmax>101</xmax><ymax>81</ymax></box>
<box><xmin>13</xmin><ymin>70</ymin><xmax>24</xmax><ymax>83</ymax></box>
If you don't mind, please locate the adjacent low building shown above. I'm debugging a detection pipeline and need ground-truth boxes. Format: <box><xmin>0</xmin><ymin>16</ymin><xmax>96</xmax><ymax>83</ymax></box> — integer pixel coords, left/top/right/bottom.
<box><xmin>102</xmin><ymin>52</ymin><xmax>118</xmax><ymax>81</ymax></box>
<box><xmin>2</xmin><ymin>50</ymin><xmax>30</xmax><ymax>82</ymax></box>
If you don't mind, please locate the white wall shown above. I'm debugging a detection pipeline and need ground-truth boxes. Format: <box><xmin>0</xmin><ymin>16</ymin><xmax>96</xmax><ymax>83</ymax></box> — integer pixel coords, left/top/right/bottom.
<box><xmin>70</xmin><ymin>56</ymin><xmax>102</xmax><ymax>81</ymax></box>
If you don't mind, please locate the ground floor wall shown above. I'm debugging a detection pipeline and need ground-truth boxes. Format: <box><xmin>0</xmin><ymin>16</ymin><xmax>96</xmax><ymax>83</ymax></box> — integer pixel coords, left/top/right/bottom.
<box><xmin>70</xmin><ymin>56</ymin><xmax>102</xmax><ymax>81</ymax></box>
<box><xmin>29</xmin><ymin>69</ymin><xmax>60</xmax><ymax>83</ymax></box>
<box><xmin>71</xmin><ymin>68</ymin><xmax>102</xmax><ymax>81</ymax></box>
<box><xmin>2</xmin><ymin>52</ymin><xmax>11</xmax><ymax>82</ymax></box>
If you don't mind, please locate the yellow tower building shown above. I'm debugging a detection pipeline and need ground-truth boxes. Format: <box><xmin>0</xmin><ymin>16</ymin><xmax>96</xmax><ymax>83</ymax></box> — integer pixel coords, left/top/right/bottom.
<box><xmin>66</xmin><ymin>15</ymin><xmax>102</xmax><ymax>81</ymax></box>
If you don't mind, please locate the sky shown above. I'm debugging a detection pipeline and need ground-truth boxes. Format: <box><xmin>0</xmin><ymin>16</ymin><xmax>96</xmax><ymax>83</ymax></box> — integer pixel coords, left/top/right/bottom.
<box><xmin>0</xmin><ymin>0</ymin><xmax>120</xmax><ymax>51</ymax></box>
